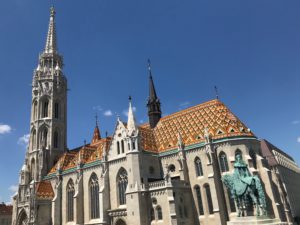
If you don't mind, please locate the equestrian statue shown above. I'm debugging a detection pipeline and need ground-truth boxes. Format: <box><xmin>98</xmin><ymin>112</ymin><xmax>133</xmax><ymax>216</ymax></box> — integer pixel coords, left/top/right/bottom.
<box><xmin>222</xmin><ymin>153</ymin><xmax>267</xmax><ymax>217</ymax></box>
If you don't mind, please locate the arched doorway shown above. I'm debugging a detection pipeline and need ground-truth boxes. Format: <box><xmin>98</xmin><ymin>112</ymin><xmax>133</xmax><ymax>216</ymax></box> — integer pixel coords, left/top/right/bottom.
<box><xmin>116</xmin><ymin>219</ymin><xmax>126</xmax><ymax>225</ymax></box>
<box><xmin>17</xmin><ymin>210</ymin><xmax>28</xmax><ymax>225</ymax></box>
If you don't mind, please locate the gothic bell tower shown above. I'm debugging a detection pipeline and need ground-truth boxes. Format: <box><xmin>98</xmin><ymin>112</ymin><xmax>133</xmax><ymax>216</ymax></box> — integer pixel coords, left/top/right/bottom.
<box><xmin>28</xmin><ymin>6</ymin><xmax>67</xmax><ymax>181</ymax></box>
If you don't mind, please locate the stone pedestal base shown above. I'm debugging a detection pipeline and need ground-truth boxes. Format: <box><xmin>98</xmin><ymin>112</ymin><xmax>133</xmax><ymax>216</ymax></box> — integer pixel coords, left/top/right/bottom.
<box><xmin>227</xmin><ymin>216</ymin><xmax>287</xmax><ymax>225</ymax></box>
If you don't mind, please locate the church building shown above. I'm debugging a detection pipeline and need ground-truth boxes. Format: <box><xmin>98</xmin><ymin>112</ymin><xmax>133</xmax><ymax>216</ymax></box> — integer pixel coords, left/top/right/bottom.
<box><xmin>12</xmin><ymin>7</ymin><xmax>300</xmax><ymax>225</ymax></box>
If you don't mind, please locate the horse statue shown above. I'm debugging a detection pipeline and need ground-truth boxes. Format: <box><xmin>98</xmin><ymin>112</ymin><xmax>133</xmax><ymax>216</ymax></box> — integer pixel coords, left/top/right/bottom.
<box><xmin>222</xmin><ymin>153</ymin><xmax>267</xmax><ymax>217</ymax></box>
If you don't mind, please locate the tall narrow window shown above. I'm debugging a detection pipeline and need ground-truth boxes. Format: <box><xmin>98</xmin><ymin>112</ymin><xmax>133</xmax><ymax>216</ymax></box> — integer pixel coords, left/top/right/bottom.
<box><xmin>194</xmin><ymin>157</ymin><xmax>203</xmax><ymax>177</ymax></box>
<box><xmin>219</xmin><ymin>152</ymin><xmax>229</xmax><ymax>172</ymax></box>
<box><xmin>235</xmin><ymin>149</ymin><xmax>242</xmax><ymax>159</ymax></box>
<box><xmin>204</xmin><ymin>184</ymin><xmax>213</xmax><ymax>214</ymax></box>
<box><xmin>227</xmin><ymin>189</ymin><xmax>236</xmax><ymax>213</ymax></box>
<box><xmin>117</xmin><ymin>141</ymin><xmax>120</xmax><ymax>154</ymax></box>
<box><xmin>33</xmin><ymin>101</ymin><xmax>37</xmax><ymax>120</ymax></box>
<box><xmin>43</xmin><ymin>101</ymin><xmax>49</xmax><ymax>118</ymax></box>
<box><xmin>41</xmin><ymin>128</ymin><xmax>48</xmax><ymax>147</ymax></box>
<box><xmin>54</xmin><ymin>102</ymin><xmax>59</xmax><ymax>119</ymax></box>
<box><xmin>30</xmin><ymin>158</ymin><xmax>35</xmax><ymax>181</ymax></box>
<box><xmin>67</xmin><ymin>180</ymin><xmax>75</xmax><ymax>222</ymax></box>
<box><xmin>132</xmin><ymin>141</ymin><xmax>136</xmax><ymax>150</ymax></box>
<box><xmin>157</xmin><ymin>206</ymin><xmax>163</xmax><ymax>220</ymax></box>
<box><xmin>150</xmin><ymin>208</ymin><xmax>155</xmax><ymax>221</ymax></box>
<box><xmin>194</xmin><ymin>185</ymin><xmax>204</xmax><ymax>215</ymax></box>
<box><xmin>249</xmin><ymin>149</ymin><xmax>257</xmax><ymax>169</ymax></box>
<box><xmin>32</xmin><ymin>130</ymin><xmax>36</xmax><ymax>150</ymax></box>
<box><xmin>117</xmin><ymin>168</ymin><xmax>128</xmax><ymax>205</ymax></box>
<box><xmin>121</xmin><ymin>140</ymin><xmax>125</xmax><ymax>153</ymax></box>
<box><xmin>89</xmin><ymin>173</ymin><xmax>100</xmax><ymax>219</ymax></box>
<box><xmin>54</xmin><ymin>131</ymin><xmax>59</xmax><ymax>148</ymax></box>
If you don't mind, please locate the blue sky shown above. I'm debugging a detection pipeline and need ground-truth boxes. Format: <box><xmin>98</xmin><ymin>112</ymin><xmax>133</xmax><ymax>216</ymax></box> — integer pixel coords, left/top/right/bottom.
<box><xmin>1</xmin><ymin>0</ymin><xmax>300</xmax><ymax>203</ymax></box>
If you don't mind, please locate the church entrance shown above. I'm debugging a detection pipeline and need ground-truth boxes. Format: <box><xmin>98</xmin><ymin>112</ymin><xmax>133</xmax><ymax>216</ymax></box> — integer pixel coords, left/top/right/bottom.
<box><xmin>115</xmin><ymin>219</ymin><xmax>126</xmax><ymax>225</ymax></box>
<box><xmin>17</xmin><ymin>210</ymin><xmax>28</xmax><ymax>225</ymax></box>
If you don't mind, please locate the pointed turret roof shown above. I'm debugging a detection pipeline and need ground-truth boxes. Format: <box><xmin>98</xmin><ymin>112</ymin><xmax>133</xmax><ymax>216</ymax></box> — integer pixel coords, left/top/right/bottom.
<box><xmin>44</xmin><ymin>7</ymin><xmax>57</xmax><ymax>54</ymax></box>
<box><xmin>127</xmin><ymin>96</ymin><xmax>137</xmax><ymax>133</ymax></box>
<box><xmin>148</xmin><ymin>60</ymin><xmax>158</xmax><ymax>102</ymax></box>
<box><xmin>91</xmin><ymin>115</ymin><xmax>101</xmax><ymax>144</ymax></box>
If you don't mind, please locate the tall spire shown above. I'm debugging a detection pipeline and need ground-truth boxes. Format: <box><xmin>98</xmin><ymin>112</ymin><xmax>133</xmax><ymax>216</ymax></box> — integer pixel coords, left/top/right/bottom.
<box><xmin>147</xmin><ymin>59</ymin><xmax>162</xmax><ymax>128</ymax></box>
<box><xmin>127</xmin><ymin>96</ymin><xmax>137</xmax><ymax>134</ymax></box>
<box><xmin>91</xmin><ymin>113</ymin><xmax>101</xmax><ymax>144</ymax></box>
<box><xmin>44</xmin><ymin>6</ymin><xmax>57</xmax><ymax>54</ymax></box>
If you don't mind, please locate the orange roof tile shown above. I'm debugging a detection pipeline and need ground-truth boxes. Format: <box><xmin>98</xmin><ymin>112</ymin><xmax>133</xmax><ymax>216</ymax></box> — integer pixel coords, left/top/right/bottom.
<box><xmin>0</xmin><ymin>204</ymin><xmax>12</xmax><ymax>215</ymax></box>
<box><xmin>36</xmin><ymin>181</ymin><xmax>54</xmax><ymax>200</ymax></box>
<box><xmin>139</xmin><ymin>99</ymin><xmax>255</xmax><ymax>152</ymax></box>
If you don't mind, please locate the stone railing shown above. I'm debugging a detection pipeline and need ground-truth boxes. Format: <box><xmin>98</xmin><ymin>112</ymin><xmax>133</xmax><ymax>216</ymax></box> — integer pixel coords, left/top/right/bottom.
<box><xmin>148</xmin><ymin>180</ymin><xmax>165</xmax><ymax>190</ymax></box>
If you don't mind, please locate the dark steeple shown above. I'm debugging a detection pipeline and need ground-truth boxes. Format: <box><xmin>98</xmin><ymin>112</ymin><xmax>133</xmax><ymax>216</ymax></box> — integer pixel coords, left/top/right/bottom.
<box><xmin>147</xmin><ymin>59</ymin><xmax>162</xmax><ymax>128</ymax></box>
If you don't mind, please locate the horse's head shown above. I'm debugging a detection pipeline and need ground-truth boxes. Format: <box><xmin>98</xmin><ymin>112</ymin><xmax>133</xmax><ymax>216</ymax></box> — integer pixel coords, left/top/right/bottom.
<box><xmin>222</xmin><ymin>174</ymin><xmax>233</xmax><ymax>189</ymax></box>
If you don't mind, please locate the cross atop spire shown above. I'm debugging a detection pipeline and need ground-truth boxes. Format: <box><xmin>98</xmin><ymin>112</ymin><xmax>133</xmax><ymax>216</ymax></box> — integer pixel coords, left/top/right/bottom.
<box><xmin>44</xmin><ymin>6</ymin><xmax>57</xmax><ymax>54</ymax></box>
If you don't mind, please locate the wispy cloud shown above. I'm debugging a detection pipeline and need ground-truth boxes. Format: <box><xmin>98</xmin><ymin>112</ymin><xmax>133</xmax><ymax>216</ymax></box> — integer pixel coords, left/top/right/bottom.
<box><xmin>103</xmin><ymin>110</ymin><xmax>113</xmax><ymax>117</ymax></box>
<box><xmin>292</xmin><ymin>120</ymin><xmax>300</xmax><ymax>125</ymax></box>
<box><xmin>297</xmin><ymin>137</ymin><xmax>300</xmax><ymax>143</ymax></box>
<box><xmin>178</xmin><ymin>101</ymin><xmax>191</xmax><ymax>110</ymax></box>
<box><xmin>0</xmin><ymin>124</ymin><xmax>12</xmax><ymax>134</ymax></box>
<box><xmin>8</xmin><ymin>185</ymin><xmax>18</xmax><ymax>193</ymax></box>
<box><xmin>122</xmin><ymin>107</ymin><xmax>136</xmax><ymax>117</ymax></box>
<box><xmin>18</xmin><ymin>134</ymin><xmax>30</xmax><ymax>146</ymax></box>
<box><xmin>93</xmin><ymin>105</ymin><xmax>103</xmax><ymax>111</ymax></box>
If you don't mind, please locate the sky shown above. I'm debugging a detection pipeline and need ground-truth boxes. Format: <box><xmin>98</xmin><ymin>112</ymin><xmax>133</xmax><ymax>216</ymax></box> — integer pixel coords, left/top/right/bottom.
<box><xmin>1</xmin><ymin>0</ymin><xmax>300</xmax><ymax>203</ymax></box>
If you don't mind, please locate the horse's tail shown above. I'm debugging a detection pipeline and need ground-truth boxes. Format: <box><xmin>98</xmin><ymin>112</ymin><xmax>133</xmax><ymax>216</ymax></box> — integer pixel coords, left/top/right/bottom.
<box><xmin>254</xmin><ymin>176</ymin><xmax>267</xmax><ymax>208</ymax></box>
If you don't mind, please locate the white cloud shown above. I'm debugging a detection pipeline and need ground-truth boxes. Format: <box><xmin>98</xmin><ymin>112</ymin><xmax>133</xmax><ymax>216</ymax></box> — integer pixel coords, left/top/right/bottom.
<box><xmin>297</xmin><ymin>137</ymin><xmax>300</xmax><ymax>143</ymax></box>
<box><xmin>139</xmin><ymin>119</ymin><xmax>144</xmax><ymax>124</ymax></box>
<box><xmin>292</xmin><ymin>120</ymin><xmax>300</xmax><ymax>125</ymax></box>
<box><xmin>122</xmin><ymin>107</ymin><xmax>136</xmax><ymax>117</ymax></box>
<box><xmin>93</xmin><ymin>105</ymin><xmax>103</xmax><ymax>111</ymax></box>
<box><xmin>178</xmin><ymin>101</ymin><xmax>191</xmax><ymax>110</ymax></box>
<box><xmin>8</xmin><ymin>185</ymin><xmax>18</xmax><ymax>193</ymax></box>
<box><xmin>103</xmin><ymin>110</ymin><xmax>113</xmax><ymax>117</ymax></box>
<box><xmin>0</xmin><ymin>124</ymin><xmax>12</xmax><ymax>134</ymax></box>
<box><xmin>18</xmin><ymin>134</ymin><xmax>30</xmax><ymax>146</ymax></box>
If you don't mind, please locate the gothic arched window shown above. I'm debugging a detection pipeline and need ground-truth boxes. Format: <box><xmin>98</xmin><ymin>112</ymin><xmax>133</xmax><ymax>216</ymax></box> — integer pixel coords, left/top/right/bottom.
<box><xmin>54</xmin><ymin>131</ymin><xmax>59</xmax><ymax>148</ymax></box>
<box><xmin>30</xmin><ymin>158</ymin><xmax>35</xmax><ymax>181</ymax></box>
<box><xmin>67</xmin><ymin>180</ymin><xmax>75</xmax><ymax>222</ymax></box>
<box><xmin>43</xmin><ymin>100</ymin><xmax>49</xmax><ymax>118</ymax></box>
<box><xmin>117</xmin><ymin>168</ymin><xmax>128</xmax><ymax>205</ymax></box>
<box><xmin>32</xmin><ymin>129</ymin><xmax>36</xmax><ymax>150</ymax></box>
<box><xmin>194</xmin><ymin>185</ymin><xmax>204</xmax><ymax>215</ymax></box>
<box><xmin>41</xmin><ymin>128</ymin><xmax>48</xmax><ymax>148</ymax></box>
<box><xmin>117</xmin><ymin>141</ymin><xmax>120</xmax><ymax>154</ymax></box>
<box><xmin>249</xmin><ymin>149</ymin><xmax>257</xmax><ymax>169</ymax></box>
<box><xmin>204</xmin><ymin>184</ymin><xmax>213</xmax><ymax>214</ymax></box>
<box><xmin>89</xmin><ymin>173</ymin><xmax>100</xmax><ymax>219</ymax></box>
<box><xmin>33</xmin><ymin>101</ymin><xmax>37</xmax><ymax>120</ymax></box>
<box><xmin>194</xmin><ymin>157</ymin><xmax>203</xmax><ymax>177</ymax></box>
<box><xmin>235</xmin><ymin>149</ymin><xmax>242</xmax><ymax>159</ymax></box>
<box><xmin>54</xmin><ymin>102</ymin><xmax>59</xmax><ymax>119</ymax></box>
<box><xmin>121</xmin><ymin>140</ymin><xmax>125</xmax><ymax>153</ymax></box>
<box><xmin>219</xmin><ymin>152</ymin><xmax>229</xmax><ymax>172</ymax></box>
<box><xmin>156</xmin><ymin>206</ymin><xmax>163</xmax><ymax>220</ymax></box>
<box><xmin>150</xmin><ymin>208</ymin><xmax>155</xmax><ymax>221</ymax></box>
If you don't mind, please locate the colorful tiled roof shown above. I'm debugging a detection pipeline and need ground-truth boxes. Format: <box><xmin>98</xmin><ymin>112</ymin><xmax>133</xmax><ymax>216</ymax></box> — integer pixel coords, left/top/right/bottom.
<box><xmin>48</xmin><ymin>137</ymin><xmax>111</xmax><ymax>175</ymax></box>
<box><xmin>36</xmin><ymin>181</ymin><xmax>54</xmax><ymax>200</ymax></box>
<box><xmin>47</xmin><ymin>99</ymin><xmax>253</xmax><ymax>174</ymax></box>
<box><xmin>0</xmin><ymin>204</ymin><xmax>13</xmax><ymax>215</ymax></box>
<box><xmin>139</xmin><ymin>99</ymin><xmax>255</xmax><ymax>153</ymax></box>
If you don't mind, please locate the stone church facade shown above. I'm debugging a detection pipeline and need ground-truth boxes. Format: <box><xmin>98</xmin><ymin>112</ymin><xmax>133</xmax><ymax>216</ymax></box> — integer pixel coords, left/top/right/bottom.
<box><xmin>12</xmin><ymin>7</ymin><xmax>300</xmax><ymax>225</ymax></box>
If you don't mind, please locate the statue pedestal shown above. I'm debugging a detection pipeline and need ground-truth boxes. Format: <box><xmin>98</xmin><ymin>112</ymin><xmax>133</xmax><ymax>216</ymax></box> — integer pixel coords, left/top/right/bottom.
<box><xmin>227</xmin><ymin>216</ymin><xmax>286</xmax><ymax>225</ymax></box>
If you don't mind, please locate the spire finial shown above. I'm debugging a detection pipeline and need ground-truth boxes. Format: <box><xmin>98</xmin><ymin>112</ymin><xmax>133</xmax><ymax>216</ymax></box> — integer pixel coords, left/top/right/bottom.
<box><xmin>214</xmin><ymin>85</ymin><xmax>219</xmax><ymax>100</ymax></box>
<box><xmin>147</xmin><ymin>59</ymin><xmax>152</xmax><ymax>73</ymax></box>
<box><xmin>95</xmin><ymin>112</ymin><xmax>99</xmax><ymax>127</ymax></box>
<box><xmin>127</xmin><ymin>96</ymin><xmax>137</xmax><ymax>134</ymax></box>
<box><xmin>44</xmin><ymin>6</ymin><xmax>57</xmax><ymax>54</ymax></box>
